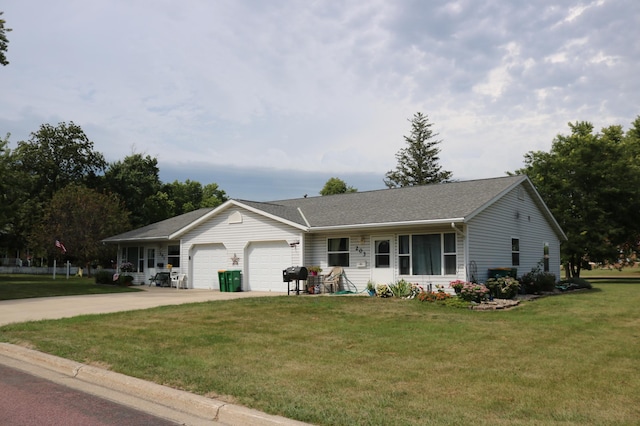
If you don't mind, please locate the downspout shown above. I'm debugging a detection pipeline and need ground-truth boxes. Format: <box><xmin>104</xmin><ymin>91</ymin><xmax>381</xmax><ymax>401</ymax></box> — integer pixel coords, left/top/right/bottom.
<box><xmin>450</xmin><ymin>222</ymin><xmax>465</xmax><ymax>237</ymax></box>
<box><xmin>450</xmin><ymin>223</ymin><xmax>468</xmax><ymax>281</ymax></box>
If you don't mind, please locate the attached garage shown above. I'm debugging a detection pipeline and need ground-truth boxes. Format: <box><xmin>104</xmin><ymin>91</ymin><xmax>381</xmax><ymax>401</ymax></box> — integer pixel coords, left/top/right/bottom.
<box><xmin>191</xmin><ymin>243</ymin><xmax>227</xmax><ymax>289</ymax></box>
<box><xmin>246</xmin><ymin>241</ymin><xmax>292</xmax><ymax>291</ymax></box>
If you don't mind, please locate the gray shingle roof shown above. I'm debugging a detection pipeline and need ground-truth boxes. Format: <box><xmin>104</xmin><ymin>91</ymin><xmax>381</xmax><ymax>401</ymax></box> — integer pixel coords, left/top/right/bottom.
<box><xmin>102</xmin><ymin>207</ymin><xmax>214</xmax><ymax>243</ymax></box>
<box><xmin>105</xmin><ymin>175</ymin><xmax>557</xmax><ymax>243</ymax></box>
<box><xmin>250</xmin><ymin>175</ymin><xmax>527</xmax><ymax>228</ymax></box>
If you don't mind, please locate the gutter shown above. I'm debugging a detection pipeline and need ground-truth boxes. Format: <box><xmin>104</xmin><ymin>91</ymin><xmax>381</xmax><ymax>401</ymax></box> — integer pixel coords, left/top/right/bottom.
<box><xmin>309</xmin><ymin>218</ymin><xmax>466</xmax><ymax>232</ymax></box>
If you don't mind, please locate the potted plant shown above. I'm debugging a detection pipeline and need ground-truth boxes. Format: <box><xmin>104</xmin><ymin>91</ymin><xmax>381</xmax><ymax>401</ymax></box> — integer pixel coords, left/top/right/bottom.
<box><xmin>119</xmin><ymin>261</ymin><xmax>134</xmax><ymax>286</ymax></box>
<box><xmin>308</xmin><ymin>266</ymin><xmax>322</xmax><ymax>276</ymax></box>
<box><xmin>366</xmin><ymin>280</ymin><xmax>376</xmax><ymax>296</ymax></box>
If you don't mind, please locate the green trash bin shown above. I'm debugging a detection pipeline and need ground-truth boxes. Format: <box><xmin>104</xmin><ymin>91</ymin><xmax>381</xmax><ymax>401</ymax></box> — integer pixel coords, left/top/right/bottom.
<box><xmin>217</xmin><ymin>270</ymin><xmax>227</xmax><ymax>292</ymax></box>
<box><xmin>226</xmin><ymin>270</ymin><xmax>242</xmax><ymax>292</ymax></box>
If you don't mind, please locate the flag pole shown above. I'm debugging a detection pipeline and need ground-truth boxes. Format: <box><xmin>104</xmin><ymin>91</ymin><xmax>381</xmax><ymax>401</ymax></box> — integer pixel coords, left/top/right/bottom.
<box><xmin>53</xmin><ymin>259</ymin><xmax>56</xmax><ymax>280</ymax></box>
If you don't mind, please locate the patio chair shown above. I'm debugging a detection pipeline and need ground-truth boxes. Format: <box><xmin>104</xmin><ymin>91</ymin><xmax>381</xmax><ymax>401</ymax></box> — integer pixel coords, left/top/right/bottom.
<box><xmin>173</xmin><ymin>273</ymin><xmax>188</xmax><ymax>289</ymax></box>
<box><xmin>322</xmin><ymin>266</ymin><xmax>343</xmax><ymax>293</ymax></box>
<box><xmin>149</xmin><ymin>272</ymin><xmax>170</xmax><ymax>287</ymax></box>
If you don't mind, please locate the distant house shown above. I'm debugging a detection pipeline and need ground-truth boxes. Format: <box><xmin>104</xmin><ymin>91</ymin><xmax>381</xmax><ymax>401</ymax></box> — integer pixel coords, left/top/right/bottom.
<box><xmin>103</xmin><ymin>175</ymin><xmax>566</xmax><ymax>291</ymax></box>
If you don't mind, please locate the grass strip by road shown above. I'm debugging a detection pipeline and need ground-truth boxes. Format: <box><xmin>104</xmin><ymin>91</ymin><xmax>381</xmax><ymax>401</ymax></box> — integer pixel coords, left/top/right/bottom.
<box><xmin>0</xmin><ymin>274</ymin><xmax>141</xmax><ymax>300</ymax></box>
<box><xmin>1</xmin><ymin>282</ymin><xmax>639</xmax><ymax>425</ymax></box>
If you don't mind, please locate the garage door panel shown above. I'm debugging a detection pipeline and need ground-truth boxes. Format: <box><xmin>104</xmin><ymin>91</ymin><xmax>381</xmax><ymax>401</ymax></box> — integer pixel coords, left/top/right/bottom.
<box><xmin>247</xmin><ymin>241</ymin><xmax>291</xmax><ymax>292</ymax></box>
<box><xmin>192</xmin><ymin>244</ymin><xmax>226</xmax><ymax>289</ymax></box>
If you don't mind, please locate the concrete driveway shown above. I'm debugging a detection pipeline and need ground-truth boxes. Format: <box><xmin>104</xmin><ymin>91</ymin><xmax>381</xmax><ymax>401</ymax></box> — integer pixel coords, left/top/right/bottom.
<box><xmin>0</xmin><ymin>286</ymin><xmax>284</xmax><ymax>326</ymax></box>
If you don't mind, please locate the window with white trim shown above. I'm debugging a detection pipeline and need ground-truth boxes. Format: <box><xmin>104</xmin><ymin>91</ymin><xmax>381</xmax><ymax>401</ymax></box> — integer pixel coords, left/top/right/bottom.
<box><xmin>512</xmin><ymin>238</ymin><xmax>520</xmax><ymax>266</ymax></box>
<box><xmin>168</xmin><ymin>245</ymin><xmax>180</xmax><ymax>268</ymax></box>
<box><xmin>121</xmin><ymin>246</ymin><xmax>142</xmax><ymax>272</ymax></box>
<box><xmin>328</xmin><ymin>238</ymin><xmax>349</xmax><ymax>266</ymax></box>
<box><xmin>398</xmin><ymin>233</ymin><xmax>456</xmax><ymax>275</ymax></box>
<box><xmin>147</xmin><ymin>249</ymin><xmax>155</xmax><ymax>269</ymax></box>
<box><xmin>543</xmin><ymin>242</ymin><xmax>550</xmax><ymax>272</ymax></box>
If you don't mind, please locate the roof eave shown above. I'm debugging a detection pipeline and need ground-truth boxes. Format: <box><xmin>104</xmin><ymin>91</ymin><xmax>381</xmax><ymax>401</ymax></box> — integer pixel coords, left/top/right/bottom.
<box><xmin>309</xmin><ymin>218</ymin><xmax>466</xmax><ymax>232</ymax></box>
<box><xmin>102</xmin><ymin>236</ymin><xmax>173</xmax><ymax>244</ymax></box>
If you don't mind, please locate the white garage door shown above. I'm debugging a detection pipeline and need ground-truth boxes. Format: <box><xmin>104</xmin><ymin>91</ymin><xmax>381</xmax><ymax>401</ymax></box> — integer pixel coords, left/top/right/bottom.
<box><xmin>247</xmin><ymin>241</ymin><xmax>292</xmax><ymax>292</ymax></box>
<box><xmin>191</xmin><ymin>244</ymin><xmax>227</xmax><ymax>289</ymax></box>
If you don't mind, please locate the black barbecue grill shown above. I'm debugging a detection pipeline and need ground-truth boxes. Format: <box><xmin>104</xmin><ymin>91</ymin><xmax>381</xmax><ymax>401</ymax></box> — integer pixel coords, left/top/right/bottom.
<box><xmin>283</xmin><ymin>266</ymin><xmax>308</xmax><ymax>295</ymax></box>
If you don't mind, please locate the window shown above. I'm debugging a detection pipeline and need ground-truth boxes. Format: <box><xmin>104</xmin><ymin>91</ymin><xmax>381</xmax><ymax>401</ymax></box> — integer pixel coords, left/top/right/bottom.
<box><xmin>543</xmin><ymin>242</ymin><xmax>550</xmax><ymax>272</ymax></box>
<box><xmin>328</xmin><ymin>238</ymin><xmax>349</xmax><ymax>266</ymax></box>
<box><xmin>398</xmin><ymin>233</ymin><xmax>456</xmax><ymax>275</ymax></box>
<box><xmin>147</xmin><ymin>249</ymin><xmax>155</xmax><ymax>269</ymax></box>
<box><xmin>138</xmin><ymin>247</ymin><xmax>145</xmax><ymax>272</ymax></box>
<box><xmin>512</xmin><ymin>238</ymin><xmax>520</xmax><ymax>266</ymax></box>
<box><xmin>121</xmin><ymin>246</ymin><xmax>141</xmax><ymax>272</ymax></box>
<box><xmin>374</xmin><ymin>239</ymin><xmax>390</xmax><ymax>268</ymax></box>
<box><xmin>168</xmin><ymin>245</ymin><xmax>180</xmax><ymax>268</ymax></box>
<box><xmin>444</xmin><ymin>233</ymin><xmax>457</xmax><ymax>274</ymax></box>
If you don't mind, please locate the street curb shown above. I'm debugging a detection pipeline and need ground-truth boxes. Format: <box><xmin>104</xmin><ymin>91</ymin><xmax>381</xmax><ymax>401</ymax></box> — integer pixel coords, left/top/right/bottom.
<box><xmin>0</xmin><ymin>343</ymin><xmax>311</xmax><ymax>426</ymax></box>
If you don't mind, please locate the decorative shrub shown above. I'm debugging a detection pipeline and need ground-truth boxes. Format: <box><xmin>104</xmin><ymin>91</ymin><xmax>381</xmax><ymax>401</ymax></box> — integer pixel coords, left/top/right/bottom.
<box><xmin>388</xmin><ymin>279</ymin><xmax>413</xmax><ymax>298</ymax></box>
<box><xmin>118</xmin><ymin>274</ymin><xmax>134</xmax><ymax>286</ymax></box>
<box><xmin>459</xmin><ymin>282</ymin><xmax>490</xmax><ymax>303</ymax></box>
<box><xmin>485</xmin><ymin>276</ymin><xmax>521</xmax><ymax>299</ymax></box>
<box><xmin>521</xmin><ymin>262</ymin><xmax>557</xmax><ymax>294</ymax></box>
<box><xmin>94</xmin><ymin>270</ymin><xmax>113</xmax><ymax>285</ymax></box>
<box><xmin>376</xmin><ymin>284</ymin><xmax>393</xmax><ymax>298</ymax></box>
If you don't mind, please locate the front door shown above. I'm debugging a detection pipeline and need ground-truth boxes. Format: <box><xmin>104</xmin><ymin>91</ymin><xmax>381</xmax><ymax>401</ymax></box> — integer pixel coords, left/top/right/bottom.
<box><xmin>371</xmin><ymin>236</ymin><xmax>394</xmax><ymax>285</ymax></box>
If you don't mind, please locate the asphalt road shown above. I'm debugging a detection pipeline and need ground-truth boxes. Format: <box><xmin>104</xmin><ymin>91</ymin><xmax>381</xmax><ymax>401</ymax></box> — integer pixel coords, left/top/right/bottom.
<box><xmin>0</xmin><ymin>364</ymin><xmax>179</xmax><ymax>426</ymax></box>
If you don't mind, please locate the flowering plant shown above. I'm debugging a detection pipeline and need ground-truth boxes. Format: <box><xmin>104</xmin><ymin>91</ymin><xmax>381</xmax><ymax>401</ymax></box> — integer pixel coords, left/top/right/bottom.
<box><xmin>120</xmin><ymin>262</ymin><xmax>134</xmax><ymax>272</ymax></box>
<box><xmin>408</xmin><ymin>284</ymin><xmax>423</xmax><ymax>299</ymax></box>
<box><xmin>449</xmin><ymin>280</ymin><xmax>467</xmax><ymax>293</ymax></box>
<box><xmin>417</xmin><ymin>289</ymin><xmax>452</xmax><ymax>303</ymax></box>
<box><xmin>376</xmin><ymin>284</ymin><xmax>393</xmax><ymax>298</ymax></box>
<box><xmin>485</xmin><ymin>276</ymin><xmax>521</xmax><ymax>299</ymax></box>
<box><xmin>458</xmin><ymin>282</ymin><xmax>490</xmax><ymax>303</ymax></box>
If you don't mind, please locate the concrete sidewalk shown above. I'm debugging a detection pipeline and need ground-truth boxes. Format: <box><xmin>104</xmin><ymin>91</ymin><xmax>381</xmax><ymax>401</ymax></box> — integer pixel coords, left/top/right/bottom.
<box><xmin>0</xmin><ymin>287</ymin><xmax>311</xmax><ymax>426</ymax></box>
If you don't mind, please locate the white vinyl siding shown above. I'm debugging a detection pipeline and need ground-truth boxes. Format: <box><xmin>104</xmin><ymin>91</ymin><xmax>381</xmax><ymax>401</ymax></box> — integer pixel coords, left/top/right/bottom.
<box><xmin>467</xmin><ymin>184</ymin><xmax>562</xmax><ymax>282</ymax></box>
<box><xmin>182</xmin><ymin>207</ymin><xmax>302</xmax><ymax>292</ymax></box>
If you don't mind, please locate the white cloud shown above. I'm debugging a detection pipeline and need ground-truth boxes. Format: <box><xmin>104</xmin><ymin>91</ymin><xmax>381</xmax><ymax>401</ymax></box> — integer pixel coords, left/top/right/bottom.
<box><xmin>0</xmin><ymin>0</ymin><xmax>638</xmax><ymax>200</ymax></box>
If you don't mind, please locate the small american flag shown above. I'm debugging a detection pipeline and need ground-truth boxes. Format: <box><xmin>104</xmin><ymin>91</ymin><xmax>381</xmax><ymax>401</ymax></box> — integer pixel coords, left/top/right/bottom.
<box><xmin>55</xmin><ymin>239</ymin><xmax>67</xmax><ymax>254</ymax></box>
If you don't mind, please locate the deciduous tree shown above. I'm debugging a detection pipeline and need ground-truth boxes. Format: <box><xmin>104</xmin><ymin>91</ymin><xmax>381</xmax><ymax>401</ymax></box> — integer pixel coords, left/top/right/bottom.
<box><xmin>103</xmin><ymin>153</ymin><xmax>164</xmax><ymax>228</ymax></box>
<box><xmin>29</xmin><ymin>184</ymin><xmax>130</xmax><ymax>273</ymax></box>
<box><xmin>516</xmin><ymin>119</ymin><xmax>640</xmax><ymax>277</ymax></box>
<box><xmin>320</xmin><ymin>177</ymin><xmax>357</xmax><ymax>196</ymax></box>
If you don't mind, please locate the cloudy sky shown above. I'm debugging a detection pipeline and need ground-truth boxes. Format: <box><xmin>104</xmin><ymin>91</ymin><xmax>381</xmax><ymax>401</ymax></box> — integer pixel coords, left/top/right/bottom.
<box><xmin>1</xmin><ymin>1</ymin><xmax>638</xmax><ymax>200</ymax></box>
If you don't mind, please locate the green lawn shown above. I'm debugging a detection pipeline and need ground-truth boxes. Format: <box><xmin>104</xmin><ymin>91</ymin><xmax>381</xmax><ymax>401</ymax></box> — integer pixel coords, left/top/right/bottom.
<box><xmin>0</xmin><ymin>274</ymin><xmax>142</xmax><ymax>300</ymax></box>
<box><xmin>1</xmin><ymin>281</ymin><xmax>639</xmax><ymax>425</ymax></box>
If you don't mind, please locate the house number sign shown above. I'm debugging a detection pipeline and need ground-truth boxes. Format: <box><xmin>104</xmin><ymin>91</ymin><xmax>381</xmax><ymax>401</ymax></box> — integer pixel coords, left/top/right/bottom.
<box><xmin>355</xmin><ymin>245</ymin><xmax>367</xmax><ymax>257</ymax></box>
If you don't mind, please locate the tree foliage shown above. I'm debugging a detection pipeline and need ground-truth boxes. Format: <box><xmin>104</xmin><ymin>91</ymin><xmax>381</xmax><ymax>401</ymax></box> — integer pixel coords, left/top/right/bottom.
<box><xmin>28</xmin><ymin>184</ymin><xmax>130</xmax><ymax>272</ymax></box>
<box><xmin>0</xmin><ymin>133</ymin><xmax>15</xmax><ymax>234</ymax></box>
<box><xmin>320</xmin><ymin>177</ymin><xmax>357</xmax><ymax>196</ymax></box>
<box><xmin>13</xmin><ymin>122</ymin><xmax>106</xmax><ymax>200</ymax></box>
<box><xmin>516</xmin><ymin>118</ymin><xmax>640</xmax><ymax>277</ymax></box>
<box><xmin>384</xmin><ymin>112</ymin><xmax>452</xmax><ymax>188</ymax></box>
<box><xmin>0</xmin><ymin>11</ymin><xmax>11</xmax><ymax>66</ymax></box>
<box><xmin>7</xmin><ymin>123</ymin><xmax>106</xmax><ymax>254</ymax></box>
<box><xmin>102</xmin><ymin>153</ymin><xmax>164</xmax><ymax>228</ymax></box>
